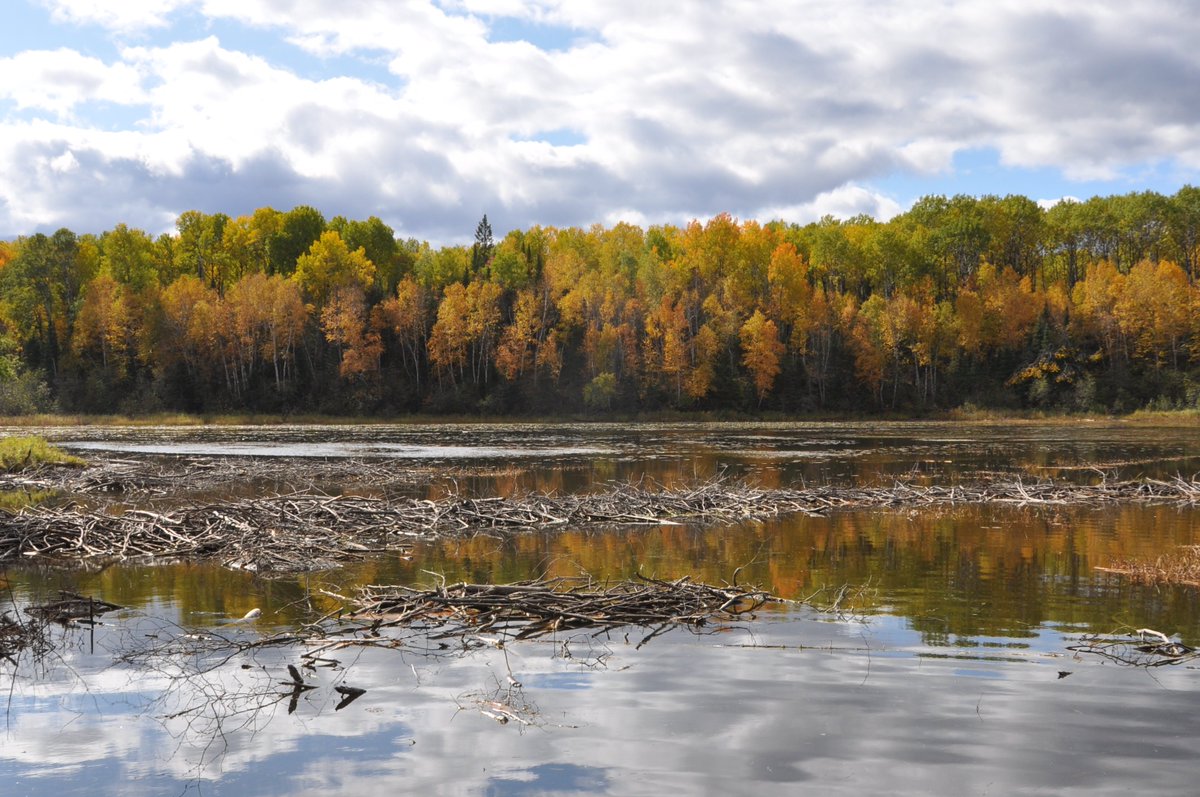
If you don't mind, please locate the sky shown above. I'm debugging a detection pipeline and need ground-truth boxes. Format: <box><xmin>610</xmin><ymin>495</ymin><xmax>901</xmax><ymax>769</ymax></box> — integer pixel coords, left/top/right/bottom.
<box><xmin>1</xmin><ymin>0</ymin><xmax>1199</xmax><ymax>244</ymax></box>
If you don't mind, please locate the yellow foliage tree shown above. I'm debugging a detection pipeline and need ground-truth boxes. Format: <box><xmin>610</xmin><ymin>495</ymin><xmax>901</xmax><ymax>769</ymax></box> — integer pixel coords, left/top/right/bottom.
<box><xmin>73</xmin><ymin>273</ymin><xmax>130</xmax><ymax>374</ymax></box>
<box><xmin>321</xmin><ymin>285</ymin><xmax>382</xmax><ymax>380</ymax></box>
<box><xmin>293</xmin><ymin>231</ymin><xmax>376</xmax><ymax>305</ymax></box>
<box><xmin>375</xmin><ymin>276</ymin><xmax>430</xmax><ymax>388</ymax></box>
<box><xmin>740</xmin><ymin>309</ymin><xmax>784</xmax><ymax>402</ymax></box>
<box><xmin>1114</xmin><ymin>260</ymin><xmax>1191</xmax><ymax>367</ymax></box>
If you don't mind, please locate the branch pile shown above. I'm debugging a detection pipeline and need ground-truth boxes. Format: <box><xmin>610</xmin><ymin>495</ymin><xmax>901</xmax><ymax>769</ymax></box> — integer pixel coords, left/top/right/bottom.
<box><xmin>795</xmin><ymin>475</ymin><xmax>1200</xmax><ymax>509</ymax></box>
<box><xmin>0</xmin><ymin>454</ymin><xmax>437</xmax><ymax>499</ymax></box>
<box><xmin>2</xmin><ymin>476</ymin><xmax>1199</xmax><ymax>572</ymax></box>
<box><xmin>0</xmin><ymin>495</ymin><xmax>405</xmax><ymax>572</ymax></box>
<box><xmin>0</xmin><ymin>612</ymin><xmax>45</xmax><ymax>665</ymax></box>
<box><xmin>351</xmin><ymin>575</ymin><xmax>777</xmax><ymax>642</ymax></box>
<box><xmin>0</xmin><ymin>481</ymin><xmax>822</xmax><ymax>571</ymax></box>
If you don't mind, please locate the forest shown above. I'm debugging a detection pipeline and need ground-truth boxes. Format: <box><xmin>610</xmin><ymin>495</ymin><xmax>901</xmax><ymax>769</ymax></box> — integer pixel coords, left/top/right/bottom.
<box><xmin>1</xmin><ymin>189</ymin><xmax>1199</xmax><ymax>417</ymax></box>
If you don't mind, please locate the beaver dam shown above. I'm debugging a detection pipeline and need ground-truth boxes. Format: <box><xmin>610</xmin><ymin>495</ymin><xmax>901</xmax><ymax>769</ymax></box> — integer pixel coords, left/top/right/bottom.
<box><xmin>2</xmin><ymin>472</ymin><xmax>1199</xmax><ymax>572</ymax></box>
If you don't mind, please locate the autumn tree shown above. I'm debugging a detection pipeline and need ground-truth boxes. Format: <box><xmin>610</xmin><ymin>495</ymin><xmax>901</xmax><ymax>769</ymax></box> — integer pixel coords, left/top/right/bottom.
<box><xmin>221</xmin><ymin>273</ymin><xmax>307</xmax><ymax>396</ymax></box>
<box><xmin>152</xmin><ymin>275</ymin><xmax>219</xmax><ymax>387</ymax></box>
<box><xmin>740</xmin><ymin>310</ymin><xmax>784</xmax><ymax>403</ymax></box>
<box><xmin>293</xmin><ymin>231</ymin><xmax>376</xmax><ymax>305</ymax></box>
<box><xmin>1070</xmin><ymin>261</ymin><xmax>1126</xmax><ymax>365</ymax></box>
<box><xmin>261</xmin><ymin>275</ymin><xmax>308</xmax><ymax>394</ymax></box>
<box><xmin>8</xmin><ymin>192</ymin><xmax>1200</xmax><ymax>415</ymax></box>
<box><xmin>374</xmin><ymin>276</ymin><xmax>430</xmax><ymax>389</ymax></box>
<box><xmin>1113</xmin><ymin>260</ymin><xmax>1190</xmax><ymax>368</ymax></box>
<box><xmin>427</xmin><ymin>282</ymin><xmax>471</xmax><ymax>385</ymax></box>
<box><xmin>73</xmin><ymin>272</ymin><xmax>131</xmax><ymax>375</ymax></box>
<box><xmin>496</xmin><ymin>288</ymin><xmax>543</xmax><ymax>382</ymax></box>
<box><xmin>321</xmin><ymin>284</ymin><xmax>382</xmax><ymax>382</ymax></box>
<box><xmin>466</xmin><ymin>280</ymin><xmax>504</xmax><ymax>384</ymax></box>
<box><xmin>644</xmin><ymin>295</ymin><xmax>690</xmax><ymax>403</ymax></box>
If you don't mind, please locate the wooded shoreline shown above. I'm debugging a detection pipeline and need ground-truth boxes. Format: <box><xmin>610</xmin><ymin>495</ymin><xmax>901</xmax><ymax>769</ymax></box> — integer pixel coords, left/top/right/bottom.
<box><xmin>4</xmin><ymin>193</ymin><xmax>1200</xmax><ymax>419</ymax></box>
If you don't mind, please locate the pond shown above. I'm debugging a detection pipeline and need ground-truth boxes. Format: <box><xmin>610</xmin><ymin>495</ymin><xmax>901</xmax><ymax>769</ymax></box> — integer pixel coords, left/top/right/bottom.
<box><xmin>2</xmin><ymin>421</ymin><xmax>1200</xmax><ymax>795</ymax></box>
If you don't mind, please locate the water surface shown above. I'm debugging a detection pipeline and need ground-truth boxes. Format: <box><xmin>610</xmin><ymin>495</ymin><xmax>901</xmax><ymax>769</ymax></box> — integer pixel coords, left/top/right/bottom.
<box><xmin>2</xmin><ymin>421</ymin><xmax>1199</xmax><ymax>795</ymax></box>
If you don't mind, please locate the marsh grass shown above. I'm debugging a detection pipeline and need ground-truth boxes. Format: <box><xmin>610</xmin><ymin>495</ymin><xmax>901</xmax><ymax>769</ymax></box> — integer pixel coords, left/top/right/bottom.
<box><xmin>0</xmin><ymin>407</ymin><xmax>1198</xmax><ymax>428</ymax></box>
<box><xmin>0</xmin><ymin>489</ymin><xmax>58</xmax><ymax>509</ymax></box>
<box><xmin>0</xmin><ymin>436</ymin><xmax>86</xmax><ymax>471</ymax></box>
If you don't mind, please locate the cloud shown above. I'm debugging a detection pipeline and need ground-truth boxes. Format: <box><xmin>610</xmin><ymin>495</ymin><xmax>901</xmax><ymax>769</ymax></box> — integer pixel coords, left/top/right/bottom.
<box><xmin>37</xmin><ymin>0</ymin><xmax>192</xmax><ymax>31</ymax></box>
<box><xmin>5</xmin><ymin>1</ymin><xmax>1200</xmax><ymax>240</ymax></box>
<box><xmin>0</xmin><ymin>49</ymin><xmax>146</xmax><ymax>116</ymax></box>
<box><xmin>762</xmin><ymin>186</ymin><xmax>906</xmax><ymax>225</ymax></box>
<box><xmin>1036</xmin><ymin>195</ymin><xmax>1081</xmax><ymax>211</ymax></box>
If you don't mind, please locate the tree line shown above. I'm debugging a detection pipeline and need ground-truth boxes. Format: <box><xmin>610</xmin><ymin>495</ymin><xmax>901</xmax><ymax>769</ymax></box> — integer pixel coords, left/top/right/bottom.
<box><xmin>1</xmin><ymin>189</ymin><xmax>1199</xmax><ymax>416</ymax></box>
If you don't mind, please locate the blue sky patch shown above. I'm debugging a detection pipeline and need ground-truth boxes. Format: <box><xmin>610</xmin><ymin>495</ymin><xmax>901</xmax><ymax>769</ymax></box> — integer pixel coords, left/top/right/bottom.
<box><xmin>513</xmin><ymin>128</ymin><xmax>588</xmax><ymax>147</ymax></box>
<box><xmin>4</xmin><ymin>0</ymin><xmax>121</xmax><ymax>59</ymax></box>
<box><xmin>870</xmin><ymin>146</ymin><xmax>1196</xmax><ymax>206</ymax></box>
<box><xmin>486</xmin><ymin>16</ymin><xmax>597</xmax><ymax>52</ymax></box>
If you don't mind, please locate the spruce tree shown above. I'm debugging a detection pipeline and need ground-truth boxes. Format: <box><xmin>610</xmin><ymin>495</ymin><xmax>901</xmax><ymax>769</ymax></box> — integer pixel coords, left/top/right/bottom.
<box><xmin>471</xmin><ymin>214</ymin><xmax>494</xmax><ymax>275</ymax></box>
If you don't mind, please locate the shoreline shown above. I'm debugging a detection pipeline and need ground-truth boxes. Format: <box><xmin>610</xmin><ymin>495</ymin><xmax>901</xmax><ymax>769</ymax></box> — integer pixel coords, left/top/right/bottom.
<box><xmin>0</xmin><ymin>407</ymin><xmax>1196</xmax><ymax>429</ymax></box>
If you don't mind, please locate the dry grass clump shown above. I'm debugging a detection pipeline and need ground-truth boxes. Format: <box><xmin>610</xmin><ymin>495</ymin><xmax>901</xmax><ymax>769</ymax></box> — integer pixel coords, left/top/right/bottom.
<box><xmin>1098</xmin><ymin>546</ymin><xmax>1200</xmax><ymax>587</ymax></box>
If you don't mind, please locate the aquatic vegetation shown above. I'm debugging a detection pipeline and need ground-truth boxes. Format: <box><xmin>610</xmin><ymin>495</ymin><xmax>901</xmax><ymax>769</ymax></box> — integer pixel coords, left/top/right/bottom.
<box><xmin>0</xmin><ymin>489</ymin><xmax>57</xmax><ymax>510</ymax></box>
<box><xmin>1099</xmin><ymin>545</ymin><xmax>1200</xmax><ymax>587</ymax></box>
<box><xmin>0</xmin><ymin>435</ymin><xmax>85</xmax><ymax>471</ymax></box>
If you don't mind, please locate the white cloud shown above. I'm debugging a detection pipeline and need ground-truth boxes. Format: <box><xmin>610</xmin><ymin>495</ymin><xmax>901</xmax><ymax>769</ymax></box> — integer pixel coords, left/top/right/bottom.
<box><xmin>0</xmin><ymin>49</ymin><xmax>146</xmax><ymax>116</ymax></box>
<box><xmin>38</xmin><ymin>0</ymin><xmax>191</xmax><ymax>30</ymax></box>
<box><xmin>5</xmin><ymin>1</ymin><xmax>1200</xmax><ymax>239</ymax></box>
<box><xmin>762</xmin><ymin>185</ymin><xmax>905</xmax><ymax>225</ymax></box>
<box><xmin>1036</xmin><ymin>196</ymin><xmax>1080</xmax><ymax>211</ymax></box>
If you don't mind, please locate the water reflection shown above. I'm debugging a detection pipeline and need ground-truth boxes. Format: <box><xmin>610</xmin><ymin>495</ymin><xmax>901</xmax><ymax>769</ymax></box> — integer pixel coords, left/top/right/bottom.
<box><xmin>3</xmin><ymin>605</ymin><xmax>1198</xmax><ymax>797</ymax></box>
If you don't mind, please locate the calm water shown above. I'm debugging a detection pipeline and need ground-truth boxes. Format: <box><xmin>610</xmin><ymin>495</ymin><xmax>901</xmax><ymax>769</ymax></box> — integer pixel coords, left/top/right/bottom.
<box><xmin>3</xmin><ymin>421</ymin><xmax>1200</xmax><ymax>795</ymax></box>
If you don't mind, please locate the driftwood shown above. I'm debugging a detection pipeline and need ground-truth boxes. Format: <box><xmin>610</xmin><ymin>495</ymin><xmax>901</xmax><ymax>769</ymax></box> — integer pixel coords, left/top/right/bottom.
<box><xmin>351</xmin><ymin>574</ymin><xmax>778</xmax><ymax>642</ymax></box>
<box><xmin>2</xmin><ymin>476</ymin><xmax>1199</xmax><ymax>572</ymax></box>
<box><xmin>1067</xmin><ymin>628</ymin><xmax>1199</xmax><ymax>667</ymax></box>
